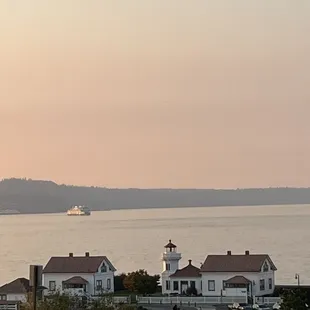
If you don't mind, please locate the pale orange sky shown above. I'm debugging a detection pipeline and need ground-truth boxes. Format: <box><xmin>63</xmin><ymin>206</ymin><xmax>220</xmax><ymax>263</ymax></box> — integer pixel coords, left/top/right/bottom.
<box><xmin>0</xmin><ymin>1</ymin><xmax>310</xmax><ymax>189</ymax></box>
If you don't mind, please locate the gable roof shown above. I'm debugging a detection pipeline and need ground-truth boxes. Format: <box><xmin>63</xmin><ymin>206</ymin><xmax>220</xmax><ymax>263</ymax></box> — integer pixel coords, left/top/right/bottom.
<box><xmin>0</xmin><ymin>278</ymin><xmax>30</xmax><ymax>294</ymax></box>
<box><xmin>201</xmin><ymin>253</ymin><xmax>277</xmax><ymax>273</ymax></box>
<box><xmin>63</xmin><ymin>276</ymin><xmax>88</xmax><ymax>285</ymax></box>
<box><xmin>225</xmin><ymin>276</ymin><xmax>251</xmax><ymax>285</ymax></box>
<box><xmin>43</xmin><ymin>255</ymin><xmax>116</xmax><ymax>274</ymax></box>
<box><xmin>171</xmin><ymin>260</ymin><xmax>201</xmax><ymax>278</ymax></box>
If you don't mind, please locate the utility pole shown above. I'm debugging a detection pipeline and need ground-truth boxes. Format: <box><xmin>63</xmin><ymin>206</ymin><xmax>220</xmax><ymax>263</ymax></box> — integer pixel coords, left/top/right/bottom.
<box><xmin>30</xmin><ymin>265</ymin><xmax>43</xmax><ymax>310</ymax></box>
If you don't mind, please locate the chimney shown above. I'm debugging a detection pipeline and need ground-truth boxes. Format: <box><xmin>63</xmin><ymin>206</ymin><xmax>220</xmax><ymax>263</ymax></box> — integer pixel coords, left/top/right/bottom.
<box><xmin>227</xmin><ymin>251</ymin><xmax>232</xmax><ymax>256</ymax></box>
<box><xmin>85</xmin><ymin>252</ymin><xmax>90</xmax><ymax>257</ymax></box>
<box><xmin>188</xmin><ymin>259</ymin><xmax>192</xmax><ymax>265</ymax></box>
<box><xmin>69</xmin><ymin>253</ymin><xmax>73</xmax><ymax>257</ymax></box>
<box><xmin>245</xmin><ymin>250</ymin><xmax>250</xmax><ymax>255</ymax></box>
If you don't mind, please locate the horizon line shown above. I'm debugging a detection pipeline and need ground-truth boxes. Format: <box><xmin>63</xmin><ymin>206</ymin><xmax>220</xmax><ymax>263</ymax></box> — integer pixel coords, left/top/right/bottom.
<box><xmin>1</xmin><ymin>177</ymin><xmax>310</xmax><ymax>191</ymax></box>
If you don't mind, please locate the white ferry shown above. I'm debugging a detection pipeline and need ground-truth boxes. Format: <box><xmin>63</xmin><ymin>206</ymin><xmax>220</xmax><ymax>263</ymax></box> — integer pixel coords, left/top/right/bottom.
<box><xmin>67</xmin><ymin>205</ymin><xmax>91</xmax><ymax>216</ymax></box>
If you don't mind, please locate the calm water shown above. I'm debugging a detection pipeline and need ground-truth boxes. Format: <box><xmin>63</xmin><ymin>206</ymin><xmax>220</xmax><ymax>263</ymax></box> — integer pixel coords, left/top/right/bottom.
<box><xmin>1</xmin><ymin>204</ymin><xmax>310</xmax><ymax>286</ymax></box>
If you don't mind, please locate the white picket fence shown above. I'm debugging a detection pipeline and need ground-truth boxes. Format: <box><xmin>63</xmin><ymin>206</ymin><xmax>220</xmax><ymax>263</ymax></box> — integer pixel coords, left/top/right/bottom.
<box><xmin>137</xmin><ymin>296</ymin><xmax>247</xmax><ymax>305</ymax></box>
<box><xmin>90</xmin><ymin>296</ymin><xmax>129</xmax><ymax>304</ymax></box>
<box><xmin>0</xmin><ymin>304</ymin><xmax>18</xmax><ymax>310</ymax></box>
<box><xmin>113</xmin><ymin>296</ymin><xmax>130</xmax><ymax>304</ymax></box>
<box><xmin>254</xmin><ymin>296</ymin><xmax>282</xmax><ymax>305</ymax></box>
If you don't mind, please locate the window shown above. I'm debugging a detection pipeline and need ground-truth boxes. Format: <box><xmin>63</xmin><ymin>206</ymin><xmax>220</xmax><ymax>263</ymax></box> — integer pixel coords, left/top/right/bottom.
<box><xmin>208</xmin><ymin>280</ymin><xmax>215</xmax><ymax>291</ymax></box>
<box><xmin>0</xmin><ymin>295</ymin><xmax>7</xmax><ymax>301</ymax></box>
<box><xmin>96</xmin><ymin>280</ymin><xmax>103</xmax><ymax>290</ymax></box>
<box><xmin>107</xmin><ymin>279</ymin><xmax>111</xmax><ymax>290</ymax></box>
<box><xmin>268</xmin><ymin>278</ymin><xmax>272</xmax><ymax>290</ymax></box>
<box><xmin>101</xmin><ymin>264</ymin><xmax>107</xmax><ymax>273</ymax></box>
<box><xmin>165</xmin><ymin>263</ymin><xmax>171</xmax><ymax>271</ymax></box>
<box><xmin>190</xmin><ymin>281</ymin><xmax>196</xmax><ymax>289</ymax></box>
<box><xmin>263</xmin><ymin>262</ymin><xmax>269</xmax><ymax>272</ymax></box>
<box><xmin>260</xmin><ymin>279</ymin><xmax>265</xmax><ymax>291</ymax></box>
<box><xmin>49</xmin><ymin>281</ymin><xmax>56</xmax><ymax>291</ymax></box>
<box><xmin>166</xmin><ymin>280</ymin><xmax>171</xmax><ymax>290</ymax></box>
<box><xmin>173</xmin><ymin>281</ymin><xmax>179</xmax><ymax>291</ymax></box>
<box><xmin>223</xmin><ymin>280</ymin><xmax>227</xmax><ymax>289</ymax></box>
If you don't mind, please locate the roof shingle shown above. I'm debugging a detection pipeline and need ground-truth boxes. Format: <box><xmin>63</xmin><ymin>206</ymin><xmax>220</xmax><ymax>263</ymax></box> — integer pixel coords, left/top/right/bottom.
<box><xmin>225</xmin><ymin>276</ymin><xmax>251</xmax><ymax>285</ymax></box>
<box><xmin>43</xmin><ymin>255</ymin><xmax>116</xmax><ymax>274</ymax></box>
<box><xmin>63</xmin><ymin>276</ymin><xmax>88</xmax><ymax>285</ymax></box>
<box><xmin>0</xmin><ymin>278</ymin><xmax>30</xmax><ymax>294</ymax></box>
<box><xmin>171</xmin><ymin>260</ymin><xmax>201</xmax><ymax>278</ymax></box>
<box><xmin>201</xmin><ymin>253</ymin><xmax>277</xmax><ymax>272</ymax></box>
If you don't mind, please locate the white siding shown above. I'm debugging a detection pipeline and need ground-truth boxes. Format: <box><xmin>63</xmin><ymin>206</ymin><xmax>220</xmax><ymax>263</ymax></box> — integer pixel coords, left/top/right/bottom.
<box><xmin>43</xmin><ymin>271</ymin><xmax>114</xmax><ymax>296</ymax></box>
<box><xmin>169</xmin><ymin>277</ymin><xmax>202</xmax><ymax>295</ymax></box>
<box><xmin>201</xmin><ymin>269</ymin><xmax>275</xmax><ymax>297</ymax></box>
<box><xmin>6</xmin><ymin>294</ymin><xmax>27</xmax><ymax>302</ymax></box>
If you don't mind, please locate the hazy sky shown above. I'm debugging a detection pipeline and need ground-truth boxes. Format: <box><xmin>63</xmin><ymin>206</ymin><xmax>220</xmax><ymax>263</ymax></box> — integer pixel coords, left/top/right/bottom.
<box><xmin>1</xmin><ymin>1</ymin><xmax>310</xmax><ymax>188</ymax></box>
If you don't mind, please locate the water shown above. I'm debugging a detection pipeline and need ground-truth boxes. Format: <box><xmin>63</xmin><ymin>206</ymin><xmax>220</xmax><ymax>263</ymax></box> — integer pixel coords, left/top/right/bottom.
<box><xmin>0</xmin><ymin>204</ymin><xmax>310</xmax><ymax>286</ymax></box>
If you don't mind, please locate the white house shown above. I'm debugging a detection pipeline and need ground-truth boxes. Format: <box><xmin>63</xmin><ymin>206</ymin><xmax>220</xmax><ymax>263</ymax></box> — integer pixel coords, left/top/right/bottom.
<box><xmin>161</xmin><ymin>241</ymin><xmax>277</xmax><ymax>299</ymax></box>
<box><xmin>43</xmin><ymin>252</ymin><xmax>116</xmax><ymax>296</ymax></box>
<box><xmin>200</xmin><ymin>250</ymin><xmax>277</xmax><ymax>298</ymax></box>
<box><xmin>0</xmin><ymin>277</ymin><xmax>30</xmax><ymax>303</ymax></box>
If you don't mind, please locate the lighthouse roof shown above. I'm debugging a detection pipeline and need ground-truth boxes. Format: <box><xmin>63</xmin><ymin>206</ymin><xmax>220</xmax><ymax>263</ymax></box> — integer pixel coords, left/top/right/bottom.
<box><xmin>171</xmin><ymin>260</ymin><xmax>201</xmax><ymax>278</ymax></box>
<box><xmin>164</xmin><ymin>239</ymin><xmax>177</xmax><ymax>248</ymax></box>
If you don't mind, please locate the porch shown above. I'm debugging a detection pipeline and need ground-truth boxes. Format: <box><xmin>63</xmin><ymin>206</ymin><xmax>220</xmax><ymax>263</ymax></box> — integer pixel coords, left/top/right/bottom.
<box><xmin>62</xmin><ymin>276</ymin><xmax>89</xmax><ymax>296</ymax></box>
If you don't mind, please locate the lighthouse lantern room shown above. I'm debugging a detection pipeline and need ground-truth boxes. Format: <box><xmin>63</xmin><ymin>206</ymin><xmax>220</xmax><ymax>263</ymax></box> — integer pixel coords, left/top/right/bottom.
<box><xmin>162</xmin><ymin>239</ymin><xmax>182</xmax><ymax>273</ymax></box>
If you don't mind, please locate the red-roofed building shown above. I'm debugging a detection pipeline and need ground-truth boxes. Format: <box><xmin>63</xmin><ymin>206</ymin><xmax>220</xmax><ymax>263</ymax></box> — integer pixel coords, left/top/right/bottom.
<box><xmin>43</xmin><ymin>252</ymin><xmax>116</xmax><ymax>296</ymax></box>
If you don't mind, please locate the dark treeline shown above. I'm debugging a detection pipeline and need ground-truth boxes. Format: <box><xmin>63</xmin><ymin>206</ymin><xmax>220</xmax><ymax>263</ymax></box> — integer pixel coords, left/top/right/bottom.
<box><xmin>1</xmin><ymin>178</ymin><xmax>310</xmax><ymax>214</ymax></box>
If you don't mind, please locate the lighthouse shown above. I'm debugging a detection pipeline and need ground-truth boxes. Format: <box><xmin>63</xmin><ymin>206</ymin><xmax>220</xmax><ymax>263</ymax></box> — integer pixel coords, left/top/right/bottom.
<box><xmin>161</xmin><ymin>239</ymin><xmax>181</xmax><ymax>294</ymax></box>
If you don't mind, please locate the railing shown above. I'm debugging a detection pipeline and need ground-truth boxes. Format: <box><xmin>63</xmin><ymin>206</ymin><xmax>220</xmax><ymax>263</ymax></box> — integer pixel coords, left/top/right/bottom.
<box><xmin>137</xmin><ymin>296</ymin><xmax>247</xmax><ymax>305</ymax></box>
<box><xmin>0</xmin><ymin>304</ymin><xmax>18</xmax><ymax>310</ymax></box>
<box><xmin>254</xmin><ymin>296</ymin><xmax>282</xmax><ymax>305</ymax></box>
<box><xmin>90</xmin><ymin>296</ymin><xmax>129</xmax><ymax>304</ymax></box>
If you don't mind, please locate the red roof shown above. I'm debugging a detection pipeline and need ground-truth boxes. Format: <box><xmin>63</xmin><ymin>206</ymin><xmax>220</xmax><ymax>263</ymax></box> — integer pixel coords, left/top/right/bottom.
<box><xmin>171</xmin><ymin>260</ymin><xmax>201</xmax><ymax>278</ymax></box>
<box><xmin>225</xmin><ymin>276</ymin><xmax>251</xmax><ymax>285</ymax></box>
<box><xmin>63</xmin><ymin>276</ymin><xmax>88</xmax><ymax>285</ymax></box>
<box><xmin>201</xmin><ymin>253</ymin><xmax>277</xmax><ymax>272</ymax></box>
<box><xmin>43</xmin><ymin>255</ymin><xmax>116</xmax><ymax>274</ymax></box>
<box><xmin>0</xmin><ymin>278</ymin><xmax>30</xmax><ymax>294</ymax></box>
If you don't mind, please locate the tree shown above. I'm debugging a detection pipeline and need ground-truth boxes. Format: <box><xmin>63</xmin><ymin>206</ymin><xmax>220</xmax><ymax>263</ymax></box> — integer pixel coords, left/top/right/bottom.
<box><xmin>281</xmin><ymin>288</ymin><xmax>309</xmax><ymax>310</ymax></box>
<box><xmin>186</xmin><ymin>286</ymin><xmax>197</xmax><ymax>296</ymax></box>
<box><xmin>21</xmin><ymin>293</ymin><xmax>136</xmax><ymax>310</ymax></box>
<box><xmin>114</xmin><ymin>273</ymin><xmax>127</xmax><ymax>291</ymax></box>
<box><xmin>123</xmin><ymin>269</ymin><xmax>160</xmax><ymax>295</ymax></box>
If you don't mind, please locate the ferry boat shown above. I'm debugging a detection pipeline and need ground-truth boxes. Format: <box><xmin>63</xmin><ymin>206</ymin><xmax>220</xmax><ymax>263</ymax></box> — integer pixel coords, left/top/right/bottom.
<box><xmin>67</xmin><ymin>205</ymin><xmax>91</xmax><ymax>216</ymax></box>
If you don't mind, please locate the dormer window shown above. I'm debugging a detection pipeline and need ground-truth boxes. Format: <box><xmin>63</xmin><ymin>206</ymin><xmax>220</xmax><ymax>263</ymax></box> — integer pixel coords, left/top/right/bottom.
<box><xmin>101</xmin><ymin>264</ymin><xmax>107</xmax><ymax>273</ymax></box>
<box><xmin>263</xmin><ymin>262</ymin><xmax>269</xmax><ymax>272</ymax></box>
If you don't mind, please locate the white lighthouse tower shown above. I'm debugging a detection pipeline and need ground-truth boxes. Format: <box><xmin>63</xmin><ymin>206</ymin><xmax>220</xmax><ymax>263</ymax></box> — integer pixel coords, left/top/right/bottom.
<box><xmin>161</xmin><ymin>239</ymin><xmax>182</xmax><ymax>294</ymax></box>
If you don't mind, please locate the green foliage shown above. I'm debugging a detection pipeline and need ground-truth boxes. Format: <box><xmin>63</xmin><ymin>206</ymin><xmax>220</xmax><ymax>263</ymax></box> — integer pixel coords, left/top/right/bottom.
<box><xmin>281</xmin><ymin>288</ymin><xmax>309</xmax><ymax>310</ymax></box>
<box><xmin>21</xmin><ymin>292</ymin><xmax>137</xmax><ymax>310</ymax></box>
<box><xmin>123</xmin><ymin>269</ymin><xmax>160</xmax><ymax>295</ymax></box>
<box><xmin>186</xmin><ymin>286</ymin><xmax>197</xmax><ymax>296</ymax></box>
<box><xmin>21</xmin><ymin>291</ymin><xmax>80</xmax><ymax>310</ymax></box>
<box><xmin>114</xmin><ymin>273</ymin><xmax>127</xmax><ymax>291</ymax></box>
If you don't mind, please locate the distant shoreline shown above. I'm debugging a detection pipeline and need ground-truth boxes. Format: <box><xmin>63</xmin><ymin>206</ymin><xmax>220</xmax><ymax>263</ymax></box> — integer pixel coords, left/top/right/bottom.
<box><xmin>1</xmin><ymin>202</ymin><xmax>309</xmax><ymax>216</ymax></box>
<box><xmin>1</xmin><ymin>178</ymin><xmax>310</xmax><ymax>215</ymax></box>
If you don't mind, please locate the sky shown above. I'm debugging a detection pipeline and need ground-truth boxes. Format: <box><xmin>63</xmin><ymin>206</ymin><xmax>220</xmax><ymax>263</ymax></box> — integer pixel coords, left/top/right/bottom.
<box><xmin>0</xmin><ymin>0</ymin><xmax>310</xmax><ymax>189</ymax></box>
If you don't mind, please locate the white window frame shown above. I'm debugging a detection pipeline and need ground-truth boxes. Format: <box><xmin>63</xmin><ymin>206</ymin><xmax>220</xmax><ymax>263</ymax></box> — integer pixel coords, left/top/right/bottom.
<box><xmin>49</xmin><ymin>281</ymin><xmax>56</xmax><ymax>291</ymax></box>
<box><xmin>166</xmin><ymin>280</ymin><xmax>171</xmax><ymax>290</ymax></box>
<box><xmin>208</xmin><ymin>280</ymin><xmax>215</xmax><ymax>291</ymax></box>
<box><xmin>96</xmin><ymin>280</ymin><xmax>103</xmax><ymax>290</ymax></box>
